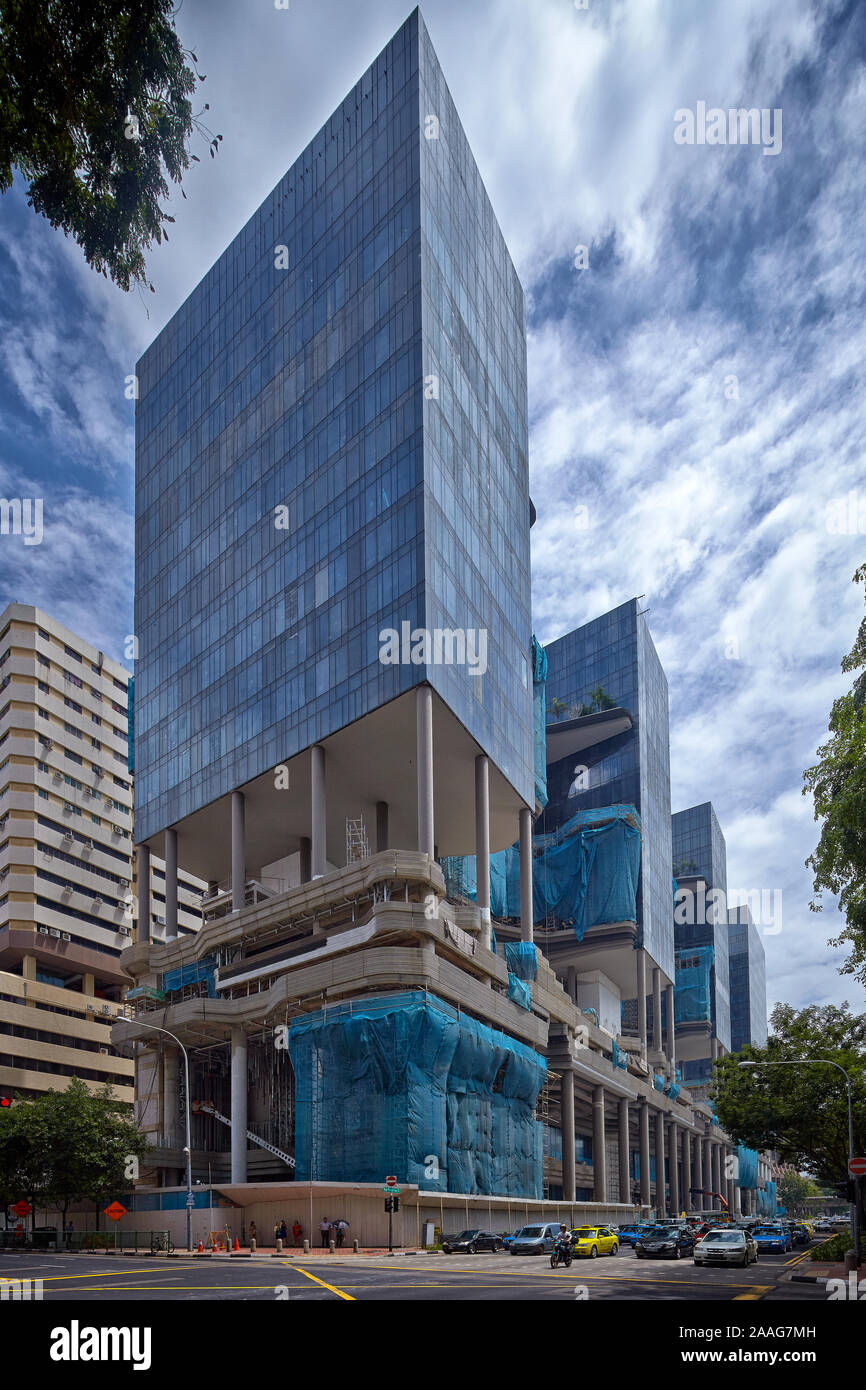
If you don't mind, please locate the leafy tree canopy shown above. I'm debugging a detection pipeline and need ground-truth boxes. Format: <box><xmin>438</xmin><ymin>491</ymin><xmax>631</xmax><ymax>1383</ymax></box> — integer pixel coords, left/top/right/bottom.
<box><xmin>712</xmin><ymin>1002</ymin><xmax>866</xmax><ymax>1185</ymax></box>
<box><xmin>803</xmin><ymin>564</ymin><xmax>866</xmax><ymax>983</ymax></box>
<box><xmin>0</xmin><ymin>0</ymin><xmax>220</xmax><ymax>290</ymax></box>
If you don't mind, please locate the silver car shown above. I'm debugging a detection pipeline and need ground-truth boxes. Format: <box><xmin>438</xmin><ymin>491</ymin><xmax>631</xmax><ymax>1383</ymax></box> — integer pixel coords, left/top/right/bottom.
<box><xmin>694</xmin><ymin>1227</ymin><xmax>758</xmax><ymax>1267</ymax></box>
<box><xmin>508</xmin><ymin>1222</ymin><xmax>562</xmax><ymax>1255</ymax></box>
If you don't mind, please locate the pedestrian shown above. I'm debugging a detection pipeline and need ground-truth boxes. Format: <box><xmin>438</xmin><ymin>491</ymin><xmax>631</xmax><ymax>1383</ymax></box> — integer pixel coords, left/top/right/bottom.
<box><xmin>319</xmin><ymin>1216</ymin><xmax>330</xmax><ymax>1248</ymax></box>
<box><xmin>335</xmin><ymin>1219</ymin><xmax>348</xmax><ymax>1248</ymax></box>
<box><xmin>248</xmin><ymin>1220</ymin><xmax>257</xmax><ymax>1246</ymax></box>
<box><xmin>292</xmin><ymin>1219</ymin><xmax>302</xmax><ymax>1247</ymax></box>
<box><xmin>278</xmin><ymin>1218</ymin><xmax>288</xmax><ymax>1243</ymax></box>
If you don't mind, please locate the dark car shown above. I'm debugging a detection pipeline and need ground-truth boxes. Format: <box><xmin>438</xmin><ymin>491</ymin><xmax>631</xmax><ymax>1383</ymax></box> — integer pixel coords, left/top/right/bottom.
<box><xmin>440</xmin><ymin>1228</ymin><xmax>503</xmax><ymax>1254</ymax></box>
<box><xmin>635</xmin><ymin>1224</ymin><xmax>697</xmax><ymax>1260</ymax></box>
<box><xmin>617</xmin><ymin>1222</ymin><xmax>655</xmax><ymax>1247</ymax></box>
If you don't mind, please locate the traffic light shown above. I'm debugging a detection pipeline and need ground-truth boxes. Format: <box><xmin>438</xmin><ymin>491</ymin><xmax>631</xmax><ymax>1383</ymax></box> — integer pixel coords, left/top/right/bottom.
<box><xmin>392</xmin><ymin>1195</ymin><xmax>400</xmax><ymax>1213</ymax></box>
<box><xmin>384</xmin><ymin>1196</ymin><xmax>393</xmax><ymax>1213</ymax></box>
<box><xmin>832</xmin><ymin>1180</ymin><xmax>855</xmax><ymax>1202</ymax></box>
<box><xmin>0</xmin><ymin>1097</ymin><xmax>10</xmax><ymax>1108</ymax></box>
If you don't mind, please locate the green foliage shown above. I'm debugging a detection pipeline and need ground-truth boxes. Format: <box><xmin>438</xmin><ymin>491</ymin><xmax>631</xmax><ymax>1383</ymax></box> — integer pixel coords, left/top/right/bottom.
<box><xmin>0</xmin><ymin>1077</ymin><xmax>149</xmax><ymax>1215</ymax></box>
<box><xmin>712</xmin><ymin>1003</ymin><xmax>866</xmax><ymax>1185</ymax></box>
<box><xmin>776</xmin><ymin>1167</ymin><xmax>821</xmax><ymax>1214</ymax></box>
<box><xmin>803</xmin><ymin>564</ymin><xmax>866</xmax><ymax>984</ymax></box>
<box><xmin>810</xmin><ymin>1230</ymin><xmax>852</xmax><ymax>1262</ymax></box>
<box><xmin>0</xmin><ymin>0</ymin><xmax>221</xmax><ymax>290</ymax></box>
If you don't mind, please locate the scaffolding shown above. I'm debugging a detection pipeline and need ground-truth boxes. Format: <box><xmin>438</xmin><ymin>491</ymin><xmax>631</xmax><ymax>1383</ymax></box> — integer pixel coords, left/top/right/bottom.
<box><xmin>345</xmin><ymin>815</ymin><xmax>370</xmax><ymax>864</ymax></box>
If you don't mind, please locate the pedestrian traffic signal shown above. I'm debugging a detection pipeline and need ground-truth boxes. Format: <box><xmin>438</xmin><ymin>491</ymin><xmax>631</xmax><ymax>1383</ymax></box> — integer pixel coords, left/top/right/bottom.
<box><xmin>384</xmin><ymin>1196</ymin><xmax>393</xmax><ymax>1212</ymax></box>
<box><xmin>832</xmin><ymin>1180</ymin><xmax>856</xmax><ymax>1202</ymax></box>
<box><xmin>392</xmin><ymin>1194</ymin><xmax>400</xmax><ymax>1213</ymax></box>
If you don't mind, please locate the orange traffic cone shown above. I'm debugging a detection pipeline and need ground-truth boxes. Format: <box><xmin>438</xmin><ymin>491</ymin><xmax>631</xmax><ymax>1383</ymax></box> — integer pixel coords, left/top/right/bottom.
<box><xmin>197</xmin><ymin>1241</ymin><xmax>203</xmax><ymax>1253</ymax></box>
<box><xmin>233</xmin><ymin>1237</ymin><xmax>240</xmax><ymax>1251</ymax></box>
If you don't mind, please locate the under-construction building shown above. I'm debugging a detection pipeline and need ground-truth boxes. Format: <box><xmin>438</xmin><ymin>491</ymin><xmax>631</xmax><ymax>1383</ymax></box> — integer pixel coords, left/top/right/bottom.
<box><xmin>118</xmin><ymin>11</ymin><xmax>743</xmax><ymax>1237</ymax></box>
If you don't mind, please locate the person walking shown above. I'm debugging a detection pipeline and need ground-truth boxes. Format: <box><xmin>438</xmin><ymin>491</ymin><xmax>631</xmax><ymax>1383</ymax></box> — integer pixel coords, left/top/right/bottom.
<box><xmin>319</xmin><ymin>1217</ymin><xmax>331</xmax><ymax>1248</ymax></box>
<box><xmin>292</xmin><ymin>1219</ymin><xmax>302</xmax><ymax>1247</ymax></box>
<box><xmin>248</xmin><ymin>1220</ymin><xmax>257</xmax><ymax>1246</ymax></box>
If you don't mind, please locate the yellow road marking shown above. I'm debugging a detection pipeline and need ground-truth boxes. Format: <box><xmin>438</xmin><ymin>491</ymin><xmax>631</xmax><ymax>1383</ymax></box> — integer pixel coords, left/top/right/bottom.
<box><xmin>734</xmin><ymin>1287</ymin><xmax>773</xmax><ymax>1300</ymax></box>
<box><xmin>293</xmin><ymin>1265</ymin><xmax>355</xmax><ymax>1301</ymax></box>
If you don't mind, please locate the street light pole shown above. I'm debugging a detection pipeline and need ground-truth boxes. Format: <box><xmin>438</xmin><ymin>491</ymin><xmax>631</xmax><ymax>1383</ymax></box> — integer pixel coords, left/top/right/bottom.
<box><xmin>116</xmin><ymin>1018</ymin><xmax>194</xmax><ymax>1253</ymax></box>
<box><xmin>739</xmin><ymin>1058</ymin><xmax>859</xmax><ymax>1265</ymax></box>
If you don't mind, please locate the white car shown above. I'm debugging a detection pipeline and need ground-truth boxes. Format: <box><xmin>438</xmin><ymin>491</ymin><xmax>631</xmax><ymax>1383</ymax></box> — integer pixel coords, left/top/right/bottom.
<box><xmin>694</xmin><ymin>1227</ymin><xmax>758</xmax><ymax>1267</ymax></box>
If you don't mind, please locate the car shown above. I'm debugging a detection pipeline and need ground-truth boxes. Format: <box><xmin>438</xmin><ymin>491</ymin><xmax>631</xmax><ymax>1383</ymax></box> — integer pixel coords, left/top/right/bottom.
<box><xmin>751</xmin><ymin>1224</ymin><xmax>791</xmax><ymax>1254</ymax></box>
<box><xmin>694</xmin><ymin>1227</ymin><xmax>758</xmax><ymax>1267</ymax></box>
<box><xmin>789</xmin><ymin>1223</ymin><xmax>810</xmax><ymax>1247</ymax></box>
<box><xmin>569</xmin><ymin>1226</ymin><xmax>619</xmax><ymax>1259</ymax></box>
<box><xmin>616</xmin><ymin>1222</ymin><xmax>654</xmax><ymax>1247</ymax></box>
<box><xmin>508</xmin><ymin>1223</ymin><xmax>563</xmax><ymax>1256</ymax></box>
<box><xmin>635</xmin><ymin>1224</ymin><xmax>697</xmax><ymax>1259</ymax></box>
<box><xmin>440</xmin><ymin>1228</ymin><xmax>503</xmax><ymax>1254</ymax></box>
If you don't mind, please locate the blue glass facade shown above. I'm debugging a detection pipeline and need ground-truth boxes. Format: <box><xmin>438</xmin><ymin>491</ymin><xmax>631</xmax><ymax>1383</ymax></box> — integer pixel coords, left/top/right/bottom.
<box><xmin>672</xmin><ymin>802</ymin><xmax>731</xmax><ymax>1052</ymax></box>
<box><xmin>134</xmin><ymin>11</ymin><xmax>533</xmax><ymax>843</ymax></box>
<box><xmin>728</xmin><ymin>907</ymin><xmax>768</xmax><ymax>1052</ymax></box>
<box><xmin>541</xmin><ymin>599</ymin><xmax>673</xmax><ymax>978</ymax></box>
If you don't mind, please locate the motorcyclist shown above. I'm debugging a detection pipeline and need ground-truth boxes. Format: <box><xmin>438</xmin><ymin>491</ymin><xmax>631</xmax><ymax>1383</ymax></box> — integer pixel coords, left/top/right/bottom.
<box><xmin>553</xmin><ymin>1224</ymin><xmax>572</xmax><ymax>1261</ymax></box>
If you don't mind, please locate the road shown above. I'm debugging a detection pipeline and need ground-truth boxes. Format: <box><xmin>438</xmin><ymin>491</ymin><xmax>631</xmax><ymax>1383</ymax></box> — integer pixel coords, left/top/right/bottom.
<box><xmin>0</xmin><ymin>1242</ymin><xmax>823</xmax><ymax>1302</ymax></box>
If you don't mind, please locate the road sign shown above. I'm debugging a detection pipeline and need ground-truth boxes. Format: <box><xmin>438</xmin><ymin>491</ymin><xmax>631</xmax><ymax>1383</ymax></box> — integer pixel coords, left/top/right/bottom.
<box><xmin>382</xmin><ymin>1186</ymin><xmax>401</xmax><ymax>1195</ymax></box>
<box><xmin>848</xmin><ymin>1157</ymin><xmax>866</xmax><ymax>1176</ymax></box>
<box><xmin>104</xmin><ymin>1201</ymin><xmax>127</xmax><ymax>1222</ymax></box>
<box><xmin>185</xmin><ymin>1192</ymin><xmax>196</xmax><ymax>1208</ymax></box>
<box><xmin>385</xmin><ymin>1175</ymin><xmax>398</xmax><ymax>1187</ymax></box>
<box><xmin>12</xmin><ymin>1200</ymin><xmax>31</xmax><ymax>1217</ymax></box>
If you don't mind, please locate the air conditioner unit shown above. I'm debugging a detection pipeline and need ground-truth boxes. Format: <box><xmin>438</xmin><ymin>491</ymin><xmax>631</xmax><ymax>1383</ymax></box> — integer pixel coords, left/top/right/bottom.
<box><xmin>37</xmin><ymin>925</ymin><xmax>50</xmax><ymax>935</ymax></box>
<box><xmin>119</xmin><ymin>925</ymin><xmax>132</xmax><ymax>937</ymax></box>
<box><xmin>101</xmin><ymin>1004</ymin><xmax>113</xmax><ymax>1015</ymax></box>
<box><xmin>61</xmin><ymin>932</ymin><xmax>70</xmax><ymax>941</ymax></box>
<box><xmin>98</xmin><ymin>1046</ymin><xmax>109</xmax><ymax>1056</ymax></box>
<box><xmin>49</xmin><ymin>927</ymin><xmax>61</xmax><ymax>938</ymax></box>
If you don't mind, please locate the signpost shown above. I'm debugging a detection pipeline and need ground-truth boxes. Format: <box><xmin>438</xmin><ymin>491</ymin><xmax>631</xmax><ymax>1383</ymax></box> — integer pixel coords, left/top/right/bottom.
<box><xmin>847</xmin><ymin>1157</ymin><xmax>866</xmax><ymax>1177</ymax></box>
<box><xmin>383</xmin><ymin>1178</ymin><xmax>401</xmax><ymax>1253</ymax></box>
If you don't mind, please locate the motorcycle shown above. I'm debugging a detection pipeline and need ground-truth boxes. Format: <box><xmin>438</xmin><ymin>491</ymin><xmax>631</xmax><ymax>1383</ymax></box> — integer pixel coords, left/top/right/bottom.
<box><xmin>550</xmin><ymin>1239</ymin><xmax>573</xmax><ymax>1269</ymax></box>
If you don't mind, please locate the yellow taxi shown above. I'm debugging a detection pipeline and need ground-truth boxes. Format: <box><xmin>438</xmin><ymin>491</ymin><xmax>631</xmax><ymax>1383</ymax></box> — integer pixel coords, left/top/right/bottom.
<box><xmin>570</xmin><ymin>1225</ymin><xmax>619</xmax><ymax>1259</ymax></box>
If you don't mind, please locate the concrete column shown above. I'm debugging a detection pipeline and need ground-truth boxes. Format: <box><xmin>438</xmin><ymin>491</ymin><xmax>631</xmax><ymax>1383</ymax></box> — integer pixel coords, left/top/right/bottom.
<box><xmin>711</xmin><ymin>1036</ymin><xmax>719</xmax><ymax>1061</ymax></box>
<box><xmin>665</xmin><ymin>982</ymin><xmax>675</xmax><ymax>1070</ymax></box>
<box><xmin>636</xmin><ymin>948</ymin><xmax>647</xmax><ymax>1055</ymax></box>
<box><xmin>299</xmin><ymin>837</ymin><xmax>311</xmax><ymax>884</ymax></box>
<box><xmin>519</xmin><ymin>807</ymin><xmax>533</xmax><ymax>943</ymax></box>
<box><xmin>652</xmin><ymin>967</ymin><xmax>662</xmax><ymax>1054</ymax></box>
<box><xmin>703</xmin><ymin>1138</ymin><xmax>712</xmax><ymax>1202</ymax></box>
<box><xmin>592</xmin><ymin>1086</ymin><xmax>606</xmax><ymax>1203</ymax></box>
<box><xmin>311</xmin><ymin>745</ymin><xmax>326</xmax><ymax>878</ymax></box>
<box><xmin>83</xmin><ymin>972</ymin><xmax>95</xmax><ymax>996</ymax></box>
<box><xmin>231</xmin><ymin>790</ymin><xmax>245</xmax><ymax>911</ymax></box>
<box><xmin>561</xmin><ymin>1068</ymin><xmax>576</xmax><ymax>1203</ymax></box>
<box><xmin>654</xmin><ymin>1111</ymin><xmax>666</xmax><ymax>1216</ymax></box>
<box><xmin>712</xmin><ymin>1143</ymin><xmax>722</xmax><ymax>1204</ymax></box>
<box><xmin>230</xmin><ymin>1027</ymin><xmax>248</xmax><ymax>1183</ymax></box>
<box><xmin>639</xmin><ymin>1101</ymin><xmax>651</xmax><ymax>1208</ymax></box>
<box><xmin>567</xmin><ymin>963</ymin><xmax>577</xmax><ymax>1002</ymax></box>
<box><xmin>668</xmin><ymin>1121</ymin><xmax>680</xmax><ymax>1217</ymax></box>
<box><xmin>475</xmin><ymin>755</ymin><xmax>491</xmax><ymax>951</ymax></box>
<box><xmin>375</xmin><ymin>801</ymin><xmax>389</xmax><ymax>854</ymax></box>
<box><xmin>164</xmin><ymin>827</ymin><xmax>178</xmax><ymax>940</ymax></box>
<box><xmin>682</xmin><ymin>1128</ymin><xmax>692</xmax><ymax>1213</ymax></box>
<box><xmin>163</xmin><ymin>1046</ymin><xmax>179</xmax><ymax>1147</ymax></box>
<box><xmin>416</xmin><ymin>686</ymin><xmax>434</xmax><ymax>857</ymax></box>
<box><xmin>618</xmin><ymin>1099</ymin><xmax>630</xmax><ymax>1204</ymax></box>
<box><xmin>137</xmin><ymin>843</ymin><xmax>151</xmax><ymax>937</ymax></box>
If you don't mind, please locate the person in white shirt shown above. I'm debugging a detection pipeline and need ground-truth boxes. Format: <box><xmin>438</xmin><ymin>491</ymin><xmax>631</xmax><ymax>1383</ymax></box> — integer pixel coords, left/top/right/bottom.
<box><xmin>319</xmin><ymin>1217</ymin><xmax>331</xmax><ymax>1248</ymax></box>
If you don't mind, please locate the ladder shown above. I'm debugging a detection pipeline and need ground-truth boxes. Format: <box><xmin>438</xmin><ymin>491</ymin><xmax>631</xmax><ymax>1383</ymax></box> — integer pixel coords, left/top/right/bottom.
<box><xmin>194</xmin><ymin>1101</ymin><xmax>295</xmax><ymax>1169</ymax></box>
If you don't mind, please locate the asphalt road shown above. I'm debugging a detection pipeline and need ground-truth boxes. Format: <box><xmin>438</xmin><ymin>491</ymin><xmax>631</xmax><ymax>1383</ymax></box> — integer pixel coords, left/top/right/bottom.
<box><xmin>0</xmin><ymin>1242</ymin><xmax>823</xmax><ymax>1302</ymax></box>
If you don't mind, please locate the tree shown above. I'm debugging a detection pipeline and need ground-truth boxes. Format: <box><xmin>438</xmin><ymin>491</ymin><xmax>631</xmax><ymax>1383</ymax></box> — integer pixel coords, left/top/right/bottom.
<box><xmin>0</xmin><ymin>1078</ymin><xmax>149</xmax><ymax>1231</ymax></box>
<box><xmin>776</xmin><ymin>1167</ymin><xmax>820</xmax><ymax>1215</ymax></box>
<box><xmin>711</xmin><ymin>1002</ymin><xmax>866</xmax><ymax>1185</ymax></box>
<box><xmin>803</xmin><ymin>564</ymin><xmax>866</xmax><ymax>984</ymax></box>
<box><xmin>0</xmin><ymin>0</ymin><xmax>221</xmax><ymax>291</ymax></box>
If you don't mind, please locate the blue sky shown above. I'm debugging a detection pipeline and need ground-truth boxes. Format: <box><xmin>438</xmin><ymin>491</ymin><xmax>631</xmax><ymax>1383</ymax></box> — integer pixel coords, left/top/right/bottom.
<box><xmin>0</xmin><ymin>0</ymin><xmax>864</xmax><ymax>1019</ymax></box>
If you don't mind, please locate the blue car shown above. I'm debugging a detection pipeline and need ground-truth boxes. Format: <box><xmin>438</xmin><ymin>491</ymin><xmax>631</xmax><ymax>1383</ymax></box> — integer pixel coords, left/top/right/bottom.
<box><xmin>751</xmin><ymin>1224</ymin><xmax>791</xmax><ymax>1253</ymax></box>
<box><xmin>617</xmin><ymin>1223</ymin><xmax>654</xmax><ymax>1247</ymax></box>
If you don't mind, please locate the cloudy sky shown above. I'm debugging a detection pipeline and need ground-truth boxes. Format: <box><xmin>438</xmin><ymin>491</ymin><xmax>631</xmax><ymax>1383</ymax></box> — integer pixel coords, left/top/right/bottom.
<box><xmin>1</xmin><ymin>0</ymin><xmax>864</xmax><ymax>1021</ymax></box>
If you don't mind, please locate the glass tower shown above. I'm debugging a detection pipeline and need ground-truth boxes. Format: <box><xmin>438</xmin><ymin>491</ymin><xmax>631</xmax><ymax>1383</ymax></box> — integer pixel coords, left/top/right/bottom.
<box><xmin>542</xmin><ymin>598</ymin><xmax>674</xmax><ymax>980</ymax></box>
<box><xmin>728</xmin><ymin>906</ymin><xmax>768</xmax><ymax>1052</ymax></box>
<box><xmin>133</xmin><ymin>9</ymin><xmax>533</xmax><ymax>848</ymax></box>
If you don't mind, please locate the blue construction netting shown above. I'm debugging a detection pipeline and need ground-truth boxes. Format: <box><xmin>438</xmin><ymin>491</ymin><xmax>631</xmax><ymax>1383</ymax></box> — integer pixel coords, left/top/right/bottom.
<box><xmin>442</xmin><ymin>805</ymin><xmax>641</xmax><ymax>939</ymax></box>
<box><xmin>161</xmin><ymin>957</ymin><xmax>217</xmax><ymax>997</ymax></box>
<box><xmin>504</xmin><ymin>942</ymin><xmax>538</xmax><ymax>981</ymax></box>
<box><xmin>612</xmin><ymin>1040</ymin><xmax>628</xmax><ymax>1070</ymax></box>
<box><xmin>532</xmin><ymin>634</ymin><xmax>549</xmax><ymax>812</ymax></box>
<box><xmin>735</xmin><ymin>1144</ymin><xmax>759</xmax><ymax>1189</ymax></box>
<box><xmin>506</xmin><ymin>974</ymin><xmax>532</xmax><ymax>1010</ymax></box>
<box><xmin>582</xmin><ymin>1007</ymin><xmax>600</xmax><ymax>1027</ymax></box>
<box><xmin>652</xmin><ymin>1073</ymin><xmax>666</xmax><ymax>1092</ymax></box>
<box><xmin>666</xmin><ymin>1081</ymin><xmax>681</xmax><ymax>1100</ymax></box>
<box><xmin>674</xmin><ymin>946</ymin><xmax>714</xmax><ymax>1024</ymax></box>
<box><xmin>289</xmin><ymin>990</ymin><xmax>546</xmax><ymax>1197</ymax></box>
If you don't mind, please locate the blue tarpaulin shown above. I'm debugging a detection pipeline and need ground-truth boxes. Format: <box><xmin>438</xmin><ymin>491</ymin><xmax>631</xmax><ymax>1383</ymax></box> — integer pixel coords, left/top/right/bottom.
<box><xmin>675</xmin><ymin>946</ymin><xmax>714</xmax><ymax>1024</ymax></box>
<box><xmin>504</xmin><ymin>942</ymin><xmax>538</xmax><ymax>981</ymax></box>
<box><xmin>289</xmin><ymin>990</ymin><xmax>546</xmax><ymax>1197</ymax></box>
<box><xmin>161</xmin><ymin>957</ymin><xmax>217</xmax><ymax>998</ymax></box>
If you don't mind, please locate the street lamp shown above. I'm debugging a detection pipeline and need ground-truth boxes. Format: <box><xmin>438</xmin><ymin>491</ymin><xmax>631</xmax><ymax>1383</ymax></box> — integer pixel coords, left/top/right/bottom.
<box><xmin>115</xmin><ymin>1018</ymin><xmax>194</xmax><ymax>1253</ymax></box>
<box><xmin>738</xmin><ymin>1058</ymin><xmax>859</xmax><ymax>1265</ymax></box>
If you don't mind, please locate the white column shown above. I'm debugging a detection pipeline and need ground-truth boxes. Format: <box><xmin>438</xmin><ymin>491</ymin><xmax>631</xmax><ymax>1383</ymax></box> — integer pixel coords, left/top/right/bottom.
<box><xmin>311</xmin><ymin>745</ymin><xmax>326</xmax><ymax>877</ymax></box>
<box><xmin>562</xmin><ymin>1068</ymin><xmax>576</xmax><ymax>1203</ymax></box>
<box><xmin>636</xmin><ymin>948</ymin><xmax>647</xmax><ymax>1056</ymax></box>
<box><xmin>137</xmin><ymin>843</ymin><xmax>151</xmax><ymax>939</ymax></box>
<box><xmin>592</xmin><ymin>1086</ymin><xmax>606</xmax><ymax>1203</ymax></box>
<box><xmin>618</xmin><ymin>1099</ymin><xmax>630</xmax><ymax>1204</ymax></box>
<box><xmin>230</xmin><ymin>1027</ymin><xmax>248</xmax><ymax>1183</ymax></box>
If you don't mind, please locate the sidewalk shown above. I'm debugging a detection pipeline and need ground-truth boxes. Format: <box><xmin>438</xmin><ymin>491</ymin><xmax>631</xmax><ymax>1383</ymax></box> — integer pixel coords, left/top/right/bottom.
<box><xmin>195</xmin><ymin>1245</ymin><xmax>422</xmax><ymax>1259</ymax></box>
<box><xmin>787</xmin><ymin>1259</ymin><xmax>860</xmax><ymax>1285</ymax></box>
